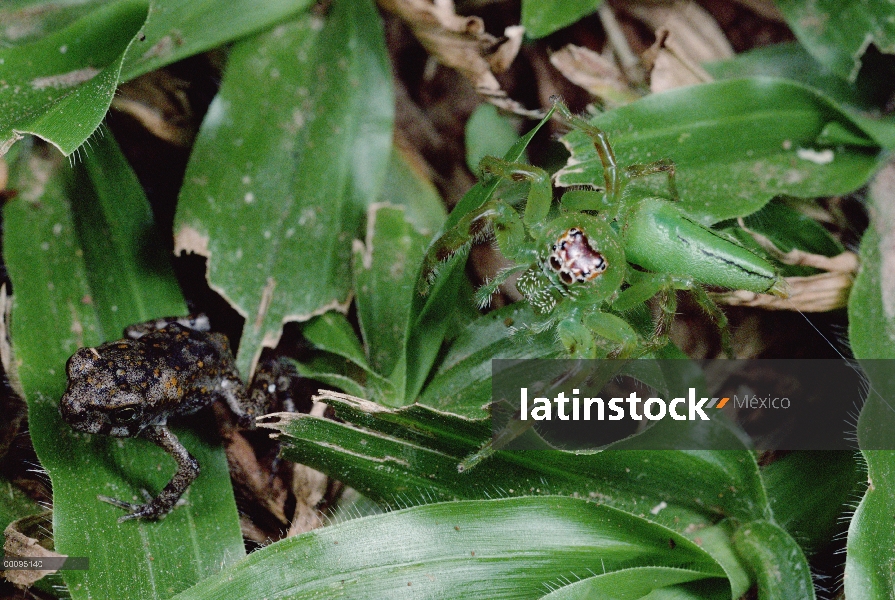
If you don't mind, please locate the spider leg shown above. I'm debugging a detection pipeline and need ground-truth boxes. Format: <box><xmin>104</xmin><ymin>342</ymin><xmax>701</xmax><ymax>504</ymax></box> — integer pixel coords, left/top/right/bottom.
<box><xmin>475</xmin><ymin>264</ymin><xmax>530</xmax><ymax>309</ymax></box>
<box><xmin>478</xmin><ymin>156</ymin><xmax>552</xmax><ymax>226</ymax></box>
<box><xmin>581</xmin><ymin>311</ymin><xmax>641</xmax><ymax>358</ymax></box>
<box><xmin>551</xmin><ymin>99</ymin><xmax>622</xmax><ymax>201</ymax></box>
<box><xmin>419</xmin><ymin>200</ymin><xmax>525</xmax><ymax>294</ymax></box>
<box><xmin>624</xmin><ymin>159</ymin><xmax>679</xmax><ymax>201</ymax></box>
<box><xmin>610</xmin><ymin>272</ymin><xmax>733</xmax><ymax>357</ymax></box>
<box><xmin>687</xmin><ymin>284</ymin><xmax>734</xmax><ymax>358</ymax></box>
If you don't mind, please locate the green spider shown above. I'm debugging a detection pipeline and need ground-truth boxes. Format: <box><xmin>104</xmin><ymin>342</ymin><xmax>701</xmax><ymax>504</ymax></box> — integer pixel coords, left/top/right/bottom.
<box><xmin>423</xmin><ymin>98</ymin><xmax>787</xmax><ymax>359</ymax></box>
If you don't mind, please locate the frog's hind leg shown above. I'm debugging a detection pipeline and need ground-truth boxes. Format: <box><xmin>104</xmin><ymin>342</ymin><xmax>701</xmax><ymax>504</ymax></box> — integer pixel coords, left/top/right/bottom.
<box><xmin>99</xmin><ymin>425</ymin><xmax>199</xmax><ymax>522</ymax></box>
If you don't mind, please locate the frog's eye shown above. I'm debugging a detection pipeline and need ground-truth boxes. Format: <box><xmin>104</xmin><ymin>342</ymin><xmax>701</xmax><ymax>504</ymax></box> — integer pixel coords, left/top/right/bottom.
<box><xmin>109</xmin><ymin>406</ymin><xmax>142</xmax><ymax>425</ymax></box>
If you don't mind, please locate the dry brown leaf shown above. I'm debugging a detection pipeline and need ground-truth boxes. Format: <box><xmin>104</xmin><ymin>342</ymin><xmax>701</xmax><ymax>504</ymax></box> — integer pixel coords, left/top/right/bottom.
<box><xmin>716</xmin><ymin>270</ymin><xmax>854</xmax><ymax>312</ymax></box>
<box><xmin>549</xmin><ymin>44</ymin><xmax>640</xmax><ymax>107</ymax></box>
<box><xmin>730</xmin><ymin>0</ymin><xmax>785</xmax><ymax>21</ymax></box>
<box><xmin>713</xmin><ymin>220</ymin><xmax>859</xmax><ymax>311</ymax></box>
<box><xmin>3</xmin><ymin>513</ymin><xmax>59</xmax><ymax>588</ymax></box>
<box><xmin>111</xmin><ymin>71</ymin><xmax>195</xmax><ymax>146</ymax></box>
<box><xmin>222</xmin><ymin>428</ymin><xmax>288</xmax><ymax>523</ymax></box>
<box><xmin>378</xmin><ymin>0</ymin><xmax>540</xmax><ymax>117</ymax></box>
<box><xmin>625</xmin><ymin>0</ymin><xmax>733</xmax><ymax>92</ymax></box>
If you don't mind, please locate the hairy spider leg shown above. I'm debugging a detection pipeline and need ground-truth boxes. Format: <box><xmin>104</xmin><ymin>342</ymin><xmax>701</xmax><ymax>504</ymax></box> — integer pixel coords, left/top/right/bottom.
<box><xmin>552</xmin><ymin>99</ymin><xmax>622</xmax><ymax>202</ymax></box>
<box><xmin>559</xmin><ymin>311</ymin><xmax>642</xmax><ymax>359</ymax></box>
<box><xmin>624</xmin><ymin>159</ymin><xmax>679</xmax><ymax>201</ymax></box>
<box><xmin>612</xmin><ymin>272</ymin><xmax>733</xmax><ymax>357</ymax></box>
<box><xmin>478</xmin><ymin>156</ymin><xmax>552</xmax><ymax>226</ymax></box>
<box><xmin>474</xmin><ymin>264</ymin><xmax>531</xmax><ymax>308</ymax></box>
<box><xmin>419</xmin><ymin>200</ymin><xmax>533</xmax><ymax>295</ymax></box>
<box><xmin>553</xmin><ymin>100</ymin><xmax>680</xmax><ymax>211</ymax></box>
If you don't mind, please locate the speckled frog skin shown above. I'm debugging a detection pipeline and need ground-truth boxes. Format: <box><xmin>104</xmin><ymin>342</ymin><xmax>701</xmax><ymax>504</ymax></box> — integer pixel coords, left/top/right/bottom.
<box><xmin>60</xmin><ymin>316</ymin><xmax>267</xmax><ymax>522</ymax></box>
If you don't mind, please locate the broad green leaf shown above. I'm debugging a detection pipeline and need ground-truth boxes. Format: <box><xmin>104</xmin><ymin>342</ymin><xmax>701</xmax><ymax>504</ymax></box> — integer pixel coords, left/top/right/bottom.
<box><xmin>465</xmin><ymin>103</ymin><xmax>523</xmax><ymax>172</ymax></box>
<box><xmin>353</xmin><ymin>204</ymin><xmax>429</xmax><ymax>405</ymax></box>
<box><xmin>846</xmin><ymin>451</ymin><xmax>895</xmax><ymax>599</ymax></box>
<box><xmin>418</xmin><ymin>304</ymin><xmax>564</xmax><ymax>418</ymax></box>
<box><xmin>173</xmin><ymin>497</ymin><xmax>726</xmax><ymax>600</ymax></box>
<box><xmin>302</xmin><ymin>313</ymin><xmax>370</xmax><ymax>371</ymax></box>
<box><xmin>705</xmin><ymin>42</ymin><xmax>889</xmax><ymax>112</ymax></box>
<box><xmin>175</xmin><ymin>1</ymin><xmax>394</xmax><ymax>376</ymax></box>
<box><xmin>848</xmin><ymin>163</ymin><xmax>895</xmax><ymax>360</ymax></box>
<box><xmin>845</xmin><ymin>162</ymin><xmax>895</xmax><ymax>599</ymax></box>
<box><xmin>0</xmin><ymin>0</ymin><xmax>313</xmax><ymax>157</ymax></box>
<box><xmin>555</xmin><ymin>78</ymin><xmax>884</xmax><ymax>224</ymax></box>
<box><xmin>3</xmin><ymin>137</ymin><xmax>243</xmax><ymax>599</ymax></box>
<box><xmin>263</xmin><ymin>392</ymin><xmax>770</xmax><ymax>526</ymax></box>
<box><xmin>761</xmin><ymin>451</ymin><xmax>862</xmax><ymax>553</ymax></box>
<box><xmin>296</xmin><ymin>147</ymin><xmax>446</xmax><ymax>404</ymax></box>
<box><xmin>0</xmin><ymin>0</ymin><xmax>109</xmax><ymax>46</ymax></box>
<box><xmin>378</xmin><ymin>145</ymin><xmax>447</xmax><ymax>238</ymax></box>
<box><xmin>539</xmin><ymin>567</ymin><xmax>719</xmax><ymax>600</ymax></box>
<box><xmin>522</xmin><ymin>0</ymin><xmax>602</xmax><ymax>39</ymax></box>
<box><xmin>0</xmin><ymin>1</ymin><xmax>147</xmax><ymax>156</ymax></box>
<box><xmin>732</xmin><ymin>520</ymin><xmax>815</xmax><ymax>600</ymax></box>
<box><xmin>119</xmin><ymin>0</ymin><xmax>312</xmax><ymax>81</ymax></box>
<box><xmin>775</xmin><ymin>0</ymin><xmax>895</xmax><ymax>82</ymax></box>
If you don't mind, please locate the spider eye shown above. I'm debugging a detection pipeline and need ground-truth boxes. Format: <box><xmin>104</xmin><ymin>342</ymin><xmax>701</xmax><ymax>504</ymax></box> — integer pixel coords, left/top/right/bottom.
<box><xmin>549</xmin><ymin>256</ymin><xmax>562</xmax><ymax>271</ymax></box>
<box><xmin>559</xmin><ymin>271</ymin><xmax>574</xmax><ymax>285</ymax></box>
<box><xmin>109</xmin><ymin>406</ymin><xmax>141</xmax><ymax>425</ymax></box>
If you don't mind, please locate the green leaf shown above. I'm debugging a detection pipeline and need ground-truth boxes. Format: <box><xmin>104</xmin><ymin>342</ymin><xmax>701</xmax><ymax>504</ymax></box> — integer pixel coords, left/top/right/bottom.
<box><xmin>846</xmin><ymin>451</ymin><xmax>895</xmax><ymax>599</ymax></box>
<box><xmin>0</xmin><ymin>1</ymin><xmax>147</xmax><ymax>156</ymax></box>
<box><xmin>3</xmin><ymin>137</ymin><xmax>243</xmax><ymax>599</ymax></box>
<box><xmin>555</xmin><ymin>78</ymin><xmax>884</xmax><ymax>224</ymax></box>
<box><xmin>172</xmin><ymin>497</ymin><xmax>726</xmax><ymax>600</ymax></box>
<box><xmin>353</xmin><ymin>204</ymin><xmax>429</xmax><ymax>404</ymax></box>
<box><xmin>722</xmin><ymin>198</ymin><xmax>846</xmax><ymax>276</ymax></box>
<box><xmin>119</xmin><ymin>0</ymin><xmax>313</xmax><ymax>81</ymax></box>
<box><xmin>378</xmin><ymin>146</ymin><xmax>447</xmax><ymax>238</ymax></box>
<box><xmin>538</xmin><ymin>567</ymin><xmax>719</xmax><ymax>600</ymax></box>
<box><xmin>521</xmin><ymin>0</ymin><xmax>602</xmax><ymax>39</ymax></box>
<box><xmin>761</xmin><ymin>451</ymin><xmax>862</xmax><ymax>553</ymax></box>
<box><xmin>0</xmin><ymin>0</ymin><xmax>110</xmax><ymax>46</ymax></box>
<box><xmin>705</xmin><ymin>42</ymin><xmax>887</xmax><ymax>112</ymax></box>
<box><xmin>775</xmin><ymin>0</ymin><xmax>895</xmax><ymax>82</ymax></box>
<box><xmin>418</xmin><ymin>304</ymin><xmax>563</xmax><ymax>419</ymax></box>
<box><xmin>175</xmin><ymin>1</ymin><xmax>394</xmax><ymax>376</ymax></box>
<box><xmin>732</xmin><ymin>520</ymin><xmax>815</xmax><ymax>600</ymax></box>
<box><xmin>846</xmin><ymin>162</ymin><xmax>895</xmax><ymax>599</ymax></box>
<box><xmin>302</xmin><ymin>313</ymin><xmax>370</xmax><ymax>371</ymax></box>
<box><xmin>465</xmin><ymin>103</ymin><xmax>523</xmax><ymax>172</ymax></box>
<box><xmin>0</xmin><ymin>0</ymin><xmax>313</xmax><ymax>157</ymax></box>
<box><xmin>848</xmin><ymin>164</ymin><xmax>895</xmax><ymax>360</ymax></box>
<box><xmin>264</xmin><ymin>392</ymin><xmax>770</xmax><ymax>526</ymax></box>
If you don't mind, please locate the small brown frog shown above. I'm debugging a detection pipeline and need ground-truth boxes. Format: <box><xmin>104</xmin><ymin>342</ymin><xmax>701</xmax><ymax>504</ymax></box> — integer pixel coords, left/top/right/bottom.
<box><xmin>60</xmin><ymin>316</ymin><xmax>285</xmax><ymax>522</ymax></box>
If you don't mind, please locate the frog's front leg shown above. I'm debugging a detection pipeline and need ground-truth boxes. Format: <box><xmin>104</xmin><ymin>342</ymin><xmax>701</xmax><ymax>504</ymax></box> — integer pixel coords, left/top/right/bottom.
<box><xmin>98</xmin><ymin>425</ymin><xmax>199</xmax><ymax>522</ymax></box>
